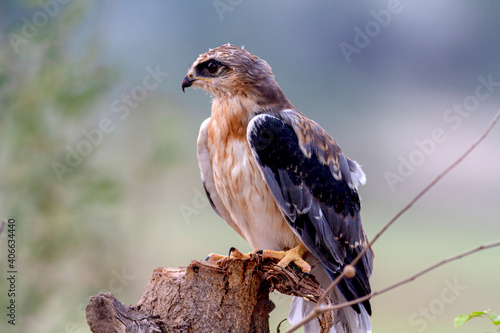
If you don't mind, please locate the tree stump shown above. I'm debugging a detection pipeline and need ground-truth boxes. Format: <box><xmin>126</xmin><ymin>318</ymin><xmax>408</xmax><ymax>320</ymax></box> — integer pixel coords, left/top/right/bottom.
<box><xmin>86</xmin><ymin>255</ymin><xmax>333</xmax><ymax>332</ymax></box>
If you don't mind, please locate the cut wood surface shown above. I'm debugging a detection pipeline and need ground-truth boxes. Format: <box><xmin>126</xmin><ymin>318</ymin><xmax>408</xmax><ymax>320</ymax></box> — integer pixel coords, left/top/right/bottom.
<box><xmin>86</xmin><ymin>255</ymin><xmax>333</xmax><ymax>332</ymax></box>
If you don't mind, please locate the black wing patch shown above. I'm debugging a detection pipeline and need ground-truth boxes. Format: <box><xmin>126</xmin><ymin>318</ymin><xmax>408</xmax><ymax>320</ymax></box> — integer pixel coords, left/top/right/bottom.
<box><xmin>247</xmin><ymin>114</ymin><xmax>373</xmax><ymax>315</ymax></box>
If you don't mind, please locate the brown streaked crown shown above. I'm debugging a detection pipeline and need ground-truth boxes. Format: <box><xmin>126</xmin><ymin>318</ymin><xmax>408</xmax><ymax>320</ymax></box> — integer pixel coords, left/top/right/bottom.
<box><xmin>182</xmin><ymin>44</ymin><xmax>290</xmax><ymax>107</ymax></box>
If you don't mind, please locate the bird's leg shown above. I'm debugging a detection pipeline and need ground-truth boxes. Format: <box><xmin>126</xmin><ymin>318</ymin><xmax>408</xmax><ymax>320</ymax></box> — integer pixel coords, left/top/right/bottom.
<box><xmin>260</xmin><ymin>244</ymin><xmax>311</xmax><ymax>273</ymax></box>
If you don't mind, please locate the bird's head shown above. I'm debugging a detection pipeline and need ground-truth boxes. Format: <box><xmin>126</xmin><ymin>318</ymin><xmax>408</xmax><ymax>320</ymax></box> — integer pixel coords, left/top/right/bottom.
<box><xmin>182</xmin><ymin>44</ymin><xmax>285</xmax><ymax>103</ymax></box>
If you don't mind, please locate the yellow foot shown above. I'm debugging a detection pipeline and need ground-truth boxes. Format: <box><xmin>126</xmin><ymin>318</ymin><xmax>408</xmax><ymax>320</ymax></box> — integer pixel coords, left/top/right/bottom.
<box><xmin>261</xmin><ymin>244</ymin><xmax>311</xmax><ymax>273</ymax></box>
<box><xmin>205</xmin><ymin>245</ymin><xmax>311</xmax><ymax>273</ymax></box>
<box><xmin>205</xmin><ymin>247</ymin><xmax>258</xmax><ymax>262</ymax></box>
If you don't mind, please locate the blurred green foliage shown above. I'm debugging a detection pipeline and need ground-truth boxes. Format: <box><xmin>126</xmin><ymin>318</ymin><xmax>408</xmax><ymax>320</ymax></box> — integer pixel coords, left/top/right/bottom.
<box><xmin>0</xmin><ymin>2</ymin><xmax>126</xmax><ymax>332</ymax></box>
<box><xmin>0</xmin><ymin>1</ymin><xmax>190</xmax><ymax>330</ymax></box>
<box><xmin>454</xmin><ymin>309</ymin><xmax>500</xmax><ymax>331</ymax></box>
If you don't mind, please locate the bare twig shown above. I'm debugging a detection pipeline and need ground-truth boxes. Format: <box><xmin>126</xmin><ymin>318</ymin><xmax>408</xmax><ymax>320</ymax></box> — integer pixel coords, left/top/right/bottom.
<box><xmin>314</xmin><ymin>242</ymin><xmax>499</xmax><ymax>314</ymax></box>
<box><xmin>286</xmin><ymin>241</ymin><xmax>500</xmax><ymax>333</ymax></box>
<box><xmin>285</xmin><ymin>109</ymin><xmax>500</xmax><ymax>333</ymax></box>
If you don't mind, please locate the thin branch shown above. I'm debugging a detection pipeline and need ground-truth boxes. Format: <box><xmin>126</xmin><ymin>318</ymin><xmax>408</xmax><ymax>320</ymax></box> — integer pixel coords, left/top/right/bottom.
<box><xmin>286</xmin><ymin>241</ymin><xmax>500</xmax><ymax>333</ymax></box>
<box><xmin>285</xmin><ymin>109</ymin><xmax>500</xmax><ymax>333</ymax></box>
<box><xmin>318</xmin><ymin>241</ymin><xmax>500</xmax><ymax>313</ymax></box>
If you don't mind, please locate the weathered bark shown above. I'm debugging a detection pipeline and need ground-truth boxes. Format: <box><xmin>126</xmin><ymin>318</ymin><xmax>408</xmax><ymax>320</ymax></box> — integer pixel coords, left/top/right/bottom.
<box><xmin>86</xmin><ymin>292</ymin><xmax>162</xmax><ymax>333</ymax></box>
<box><xmin>86</xmin><ymin>255</ymin><xmax>333</xmax><ymax>333</ymax></box>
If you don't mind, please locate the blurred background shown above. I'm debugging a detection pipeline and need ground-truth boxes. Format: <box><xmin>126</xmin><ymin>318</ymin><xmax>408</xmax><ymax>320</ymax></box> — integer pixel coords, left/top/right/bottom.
<box><xmin>1</xmin><ymin>1</ymin><xmax>499</xmax><ymax>332</ymax></box>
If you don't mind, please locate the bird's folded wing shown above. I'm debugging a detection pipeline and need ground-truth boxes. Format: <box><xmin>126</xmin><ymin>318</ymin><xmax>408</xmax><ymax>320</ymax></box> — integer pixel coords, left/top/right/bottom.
<box><xmin>197</xmin><ymin>117</ymin><xmax>243</xmax><ymax>238</ymax></box>
<box><xmin>247</xmin><ymin>113</ymin><xmax>373</xmax><ymax>314</ymax></box>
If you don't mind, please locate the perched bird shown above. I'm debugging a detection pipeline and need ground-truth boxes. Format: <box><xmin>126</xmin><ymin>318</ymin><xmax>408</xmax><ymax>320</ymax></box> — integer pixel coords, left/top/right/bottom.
<box><xmin>182</xmin><ymin>44</ymin><xmax>373</xmax><ymax>333</ymax></box>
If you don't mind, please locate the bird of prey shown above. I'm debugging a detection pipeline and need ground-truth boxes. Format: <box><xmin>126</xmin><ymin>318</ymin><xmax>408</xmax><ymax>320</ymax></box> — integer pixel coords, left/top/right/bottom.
<box><xmin>182</xmin><ymin>44</ymin><xmax>373</xmax><ymax>333</ymax></box>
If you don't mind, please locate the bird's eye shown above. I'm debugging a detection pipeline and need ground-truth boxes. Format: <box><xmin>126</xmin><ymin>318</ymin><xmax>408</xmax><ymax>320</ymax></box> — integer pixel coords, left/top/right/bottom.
<box><xmin>206</xmin><ymin>60</ymin><xmax>219</xmax><ymax>74</ymax></box>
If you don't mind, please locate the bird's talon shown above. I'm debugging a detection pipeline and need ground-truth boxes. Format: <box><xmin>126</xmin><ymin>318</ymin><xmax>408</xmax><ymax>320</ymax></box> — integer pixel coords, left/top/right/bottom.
<box><xmin>230</xmin><ymin>247</ymin><xmax>251</xmax><ymax>259</ymax></box>
<box><xmin>206</xmin><ymin>253</ymin><xmax>227</xmax><ymax>262</ymax></box>
<box><xmin>206</xmin><ymin>247</ymin><xmax>254</xmax><ymax>263</ymax></box>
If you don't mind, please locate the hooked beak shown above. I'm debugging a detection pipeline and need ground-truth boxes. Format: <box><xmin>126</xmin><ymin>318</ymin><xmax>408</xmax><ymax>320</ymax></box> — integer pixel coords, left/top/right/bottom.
<box><xmin>182</xmin><ymin>75</ymin><xmax>195</xmax><ymax>93</ymax></box>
